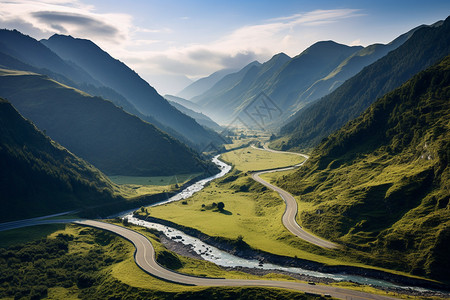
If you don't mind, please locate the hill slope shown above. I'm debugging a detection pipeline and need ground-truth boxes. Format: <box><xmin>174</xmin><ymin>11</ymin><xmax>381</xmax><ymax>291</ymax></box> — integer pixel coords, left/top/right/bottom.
<box><xmin>41</xmin><ymin>34</ymin><xmax>224</xmax><ymax>149</ymax></box>
<box><xmin>0</xmin><ymin>29</ymin><xmax>148</xmax><ymax>124</ymax></box>
<box><xmin>296</xmin><ymin>24</ymin><xmax>426</xmax><ymax>106</ymax></box>
<box><xmin>277</xmin><ymin>56</ymin><xmax>450</xmax><ymax>280</ymax></box>
<box><xmin>0</xmin><ymin>69</ymin><xmax>213</xmax><ymax>176</ymax></box>
<box><xmin>278</xmin><ymin>17</ymin><xmax>450</xmax><ymax>150</ymax></box>
<box><xmin>0</xmin><ymin>30</ymin><xmax>99</xmax><ymax>86</ymax></box>
<box><xmin>0</xmin><ymin>98</ymin><xmax>121</xmax><ymax>221</ymax></box>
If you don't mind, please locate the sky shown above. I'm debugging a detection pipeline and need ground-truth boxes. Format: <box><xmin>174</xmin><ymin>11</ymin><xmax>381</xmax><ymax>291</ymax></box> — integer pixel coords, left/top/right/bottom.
<box><xmin>1</xmin><ymin>0</ymin><xmax>449</xmax><ymax>95</ymax></box>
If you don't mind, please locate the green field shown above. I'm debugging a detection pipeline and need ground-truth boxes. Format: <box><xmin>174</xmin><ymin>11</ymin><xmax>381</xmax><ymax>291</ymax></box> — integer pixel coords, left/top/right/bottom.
<box><xmin>0</xmin><ymin>220</ymin><xmax>424</xmax><ymax>299</ymax></box>
<box><xmin>221</xmin><ymin>146</ymin><xmax>304</xmax><ymax>172</ymax></box>
<box><xmin>0</xmin><ymin>224</ymin><xmax>65</xmax><ymax>248</ymax></box>
<box><xmin>109</xmin><ymin>173</ymin><xmax>200</xmax><ymax>186</ymax></box>
<box><xmin>146</xmin><ymin>145</ymin><xmax>437</xmax><ymax>281</ymax></box>
<box><xmin>110</xmin><ymin>173</ymin><xmax>201</xmax><ymax>199</ymax></box>
<box><xmin>0</xmin><ymin>222</ymin><xmax>339</xmax><ymax>299</ymax></box>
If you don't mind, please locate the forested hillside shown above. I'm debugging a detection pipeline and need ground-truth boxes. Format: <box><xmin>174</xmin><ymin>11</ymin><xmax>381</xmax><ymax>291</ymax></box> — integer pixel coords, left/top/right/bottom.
<box><xmin>277</xmin><ymin>17</ymin><xmax>450</xmax><ymax>151</ymax></box>
<box><xmin>0</xmin><ymin>69</ymin><xmax>214</xmax><ymax>176</ymax></box>
<box><xmin>0</xmin><ymin>98</ymin><xmax>120</xmax><ymax>221</ymax></box>
<box><xmin>278</xmin><ymin>56</ymin><xmax>450</xmax><ymax>280</ymax></box>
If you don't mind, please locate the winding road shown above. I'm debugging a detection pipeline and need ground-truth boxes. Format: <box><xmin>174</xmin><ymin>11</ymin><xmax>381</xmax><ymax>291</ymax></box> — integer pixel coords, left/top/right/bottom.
<box><xmin>75</xmin><ymin>219</ymin><xmax>397</xmax><ymax>300</ymax></box>
<box><xmin>251</xmin><ymin>145</ymin><xmax>338</xmax><ymax>249</ymax></box>
<box><xmin>0</xmin><ymin>145</ymin><xmax>396</xmax><ymax>298</ymax></box>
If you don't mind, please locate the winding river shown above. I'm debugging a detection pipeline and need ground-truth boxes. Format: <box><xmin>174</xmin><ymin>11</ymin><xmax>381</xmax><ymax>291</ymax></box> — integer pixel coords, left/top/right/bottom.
<box><xmin>123</xmin><ymin>153</ymin><xmax>431</xmax><ymax>292</ymax></box>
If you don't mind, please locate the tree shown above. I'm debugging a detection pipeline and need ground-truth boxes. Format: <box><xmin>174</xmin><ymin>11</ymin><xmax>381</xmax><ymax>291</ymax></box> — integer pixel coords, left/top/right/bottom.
<box><xmin>217</xmin><ymin>202</ymin><xmax>225</xmax><ymax>211</ymax></box>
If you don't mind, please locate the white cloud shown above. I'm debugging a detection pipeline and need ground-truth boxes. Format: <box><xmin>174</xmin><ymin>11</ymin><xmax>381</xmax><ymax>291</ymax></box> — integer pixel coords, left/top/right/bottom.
<box><xmin>129</xmin><ymin>9</ymin><xmax>364</xmax><ymax>80</ymax></box>
<box><xmin>0</xmin><ymin>2</ymin><xmax>364</xmax><ymax>93</ymax></box>
<box><xmin>350</xmin><ymin>39</ymin><xmax>362</xmax><ymax>46</ymax></box>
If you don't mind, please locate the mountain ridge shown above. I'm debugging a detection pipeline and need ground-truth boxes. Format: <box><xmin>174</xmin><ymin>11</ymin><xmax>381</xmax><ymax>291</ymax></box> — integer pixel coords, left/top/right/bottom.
<box><xmin>177</xmin><ymin>68</ymin><xmax>238</xmax><ymax>100</ymax></box>
<box><xmin>191</xmin><ymin>42</ymin><xmax>362</xmax><ymax>126</ymax></box>
<box><xmin>277</xmin><ymin>55</ymin><xmax>450</xmax><ymax>280</ymax></box>
<box><xmin>41</xmin><ymin>34</ymin><xmax>225</xmax><ymax>149</ymax></box>
<box><xmin>0</xmin><ymin>97</ymin><xmax>121</xmax><ymax>222</ymax></box>
<box><xmin>277</xmin><ymin>16</ymin><xmax>450</xmax><ymax>151</ymax></box>
<box><xmin>0</xmin><ymin>68</ymin><xmax>214</xmax><ymax>176</ymax></box>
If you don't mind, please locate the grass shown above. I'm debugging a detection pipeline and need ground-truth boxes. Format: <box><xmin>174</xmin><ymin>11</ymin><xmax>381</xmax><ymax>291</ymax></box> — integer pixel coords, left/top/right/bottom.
<box><xmin>46</xmin><ymin>286</ymin><xmax>79</xmax><ymax>299</ymax></box>
<box><xmin>221</xmin><ymin>146</ymin><xmax>304</xmax><ymax>172</ymax></box>
<box><xmin>0</xmin><ymin>221</ymin><xmax>428</xmax><ymax>299</ymax></box>
<box><xmin>107</xmin><ymin>221</ymin><xmax>295</xmax><ymax>290</ymax></box>
<box><xmin>110</xmin><ymin>173</ymin><xmax>201</xmax><ymax>199</ymax></box>
<box><xmin>108</xmin><ymin>221</ymin><xmax>410</xmax><ymax>299</ymax></box>
<box><xmin>109</xmin><ymin>173</ymin><xmax>200</xmax><ymax>186</ymax></box>
<box><xmin>224</xmin><ymin>137</ymin><xmax>257</xmax><ymax>150</ymax></box>
<box><xmin>0</xmin><ymin>224</ymin><xmax>65</xmax><ymax>248</ymax></box>
<box><xmin>43</xmin><ymin>223</ymin><xmax>336</xmax><ymax>298</ymax></box>
<box><xmin>147</xmin><ymin>178</ymin><xmax>336</xmax><ymax>263</ymax></box>
<box><xmin>146</xmin><ymin>145</ymin><xmax>438</xmax><ymax>281</ymax></box>
<box><xmin>146</xmin><ymin>172</ymin><xmax>430</xmax><ymax>278</ymax></box>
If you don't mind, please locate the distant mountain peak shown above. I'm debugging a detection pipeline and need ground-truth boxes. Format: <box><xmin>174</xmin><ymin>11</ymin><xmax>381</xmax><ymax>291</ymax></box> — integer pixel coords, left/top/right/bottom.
<box><xmin>299</xmin><ymin>40</ymin><xmax>363</xmax><ymax>57</ymax></box>
<box><xmin>272</xmin><ymin>52</ymin><xmax>290</xmax><ymax>59</ymax></box>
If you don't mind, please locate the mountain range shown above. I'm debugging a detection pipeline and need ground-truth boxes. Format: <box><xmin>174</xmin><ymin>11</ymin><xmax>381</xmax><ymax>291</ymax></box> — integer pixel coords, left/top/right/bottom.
<box><xmin>0</xmin><ymin>30</ymin><xmax>225</xmax><ymax>150</ymax></box>
<box><xmin>0</xmin><ymin>11</ymin><xmax>449</xmax><ymax>287</ymax></box>
<box><xmin>276</xmin><ymin>55</ymin><xmax>450</xmax><ymax>280</ymax></box>
<box><xmin>187</xmin><ymin>23</ymin><xmax>432</xmax><ymax>128</ymax></box>
<box><xmin>176</xmin><ymin>68</ymin><xmax>237</xmax><ymax>100</ymax></box>
<box><xmin>276</xmin><ymin>17</ymin><xmax>450</xmax><ymax>151</ymax></box>
<box><xmin>0</xmin><ymin>68</ymin><xmax>214</xmax><ymax>176</ymax></box>
<box><xmin>41</xmin><ymin>34</ymin><xmax>225</xmax><ymax>149</ymax></box>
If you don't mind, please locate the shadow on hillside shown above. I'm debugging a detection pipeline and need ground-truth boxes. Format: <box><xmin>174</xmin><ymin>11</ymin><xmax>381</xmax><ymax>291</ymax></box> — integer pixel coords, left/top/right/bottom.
<box><xmin>219</xmin><ymin>209</ymin><xmax>232</xmax><ymax>215</ymax></box>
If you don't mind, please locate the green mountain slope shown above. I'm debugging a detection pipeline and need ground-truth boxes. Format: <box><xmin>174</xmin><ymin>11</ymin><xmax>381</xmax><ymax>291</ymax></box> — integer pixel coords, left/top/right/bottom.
<box><xmin>0</xmin><ymin>30</ymin><xmax>99</xmax><ymax>87</ymax></box>
<box><xmin>278</xmin><ymin>17</ymin><xmax>450</xmax><ymax>151</ymax></box>
<box><xmin>0</xmin><ymin>29</ymin><xmax>147</xmax><ymax>125</ymax></box>
<box><xmin>266</xmin><ymin>42</ymin><xmax>361</xmax><ymax>112</ymax></box>
<box><xmin>296</xmin><ymin>23</ymin><xmax>427</xmax><ymax>106</ymax></box>
<box><xmin>41</xmin><ymin>34</ymin><xmax>225</xmax><ymax>149</ymax></box>
<box><xmin>277</xmin><ymin>56</ymin><xmax>450</xmax><ymax>280</ymax></box>
<box><xmin>0</xmin><ymin>69</ymin><xmax>213</xmax><ymax>176</ymax></box>
<box><xmin>0</xmin><ymin>98</ymin><xmax>121</xmax><ymax>221</ymax></box>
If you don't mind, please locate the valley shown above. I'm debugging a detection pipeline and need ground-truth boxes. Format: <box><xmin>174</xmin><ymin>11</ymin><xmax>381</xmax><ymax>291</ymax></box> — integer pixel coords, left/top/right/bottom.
<box><xmin>0</xmin><ymin>5</ymin><xmax>449</xmax><ymax>300</ymax></box>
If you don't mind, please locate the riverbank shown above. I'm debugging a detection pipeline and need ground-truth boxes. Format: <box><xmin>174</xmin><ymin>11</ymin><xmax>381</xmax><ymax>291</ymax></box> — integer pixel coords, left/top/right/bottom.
<box><xmin>152</xmin><ymin>218</ymin><xmax>449</xmax><ymax>298</ymax></box>
<box><xmin>134</xmin><ymin>214</ymin><xmax>448</xmax><ymax>294</ymax></box>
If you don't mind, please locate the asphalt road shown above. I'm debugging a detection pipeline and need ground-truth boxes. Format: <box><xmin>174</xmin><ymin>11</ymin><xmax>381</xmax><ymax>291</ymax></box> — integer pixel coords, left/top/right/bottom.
<box><xmin>250</xmin><ymin>145</ymin><xmax>338</xmax><ymax>249</ymax></box>
<box><xmin>75</xmin><ymin>219</ymin><xmax>398</xmax><ymax>300</ymax></box>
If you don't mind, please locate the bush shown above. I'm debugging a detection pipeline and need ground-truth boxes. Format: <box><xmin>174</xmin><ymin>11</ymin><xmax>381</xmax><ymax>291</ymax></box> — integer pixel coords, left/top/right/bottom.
<box><xmin>156</xmin><ymin>250</ymin><xmax>183</xmax><ymax>270</ymax></box>
<box><xmin>77</xmin><ymin>273</ymin><xmax>96</xmax><ymax>288</ymax></box>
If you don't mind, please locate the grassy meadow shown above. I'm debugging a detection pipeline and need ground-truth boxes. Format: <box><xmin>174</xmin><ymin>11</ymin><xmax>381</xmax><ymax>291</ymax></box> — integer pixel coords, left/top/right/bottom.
<box><xmin>221</xmin><ymin>146</ymin><xmax>304</xmax><ymax>172</ymax></box>
<box><xmin>110</xmin><ymin>173</ymin><xmax>201</xmax><ymax>199</ymax></box>
<box><xmin>146</xmin><ymin>145</ymin><xmax>434</xmax><ymax>280</ymax></box>
<box><xmin>0</xmin><ymin>222</ymin><xmax>336</xmax><ymax>299</ymax></box>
